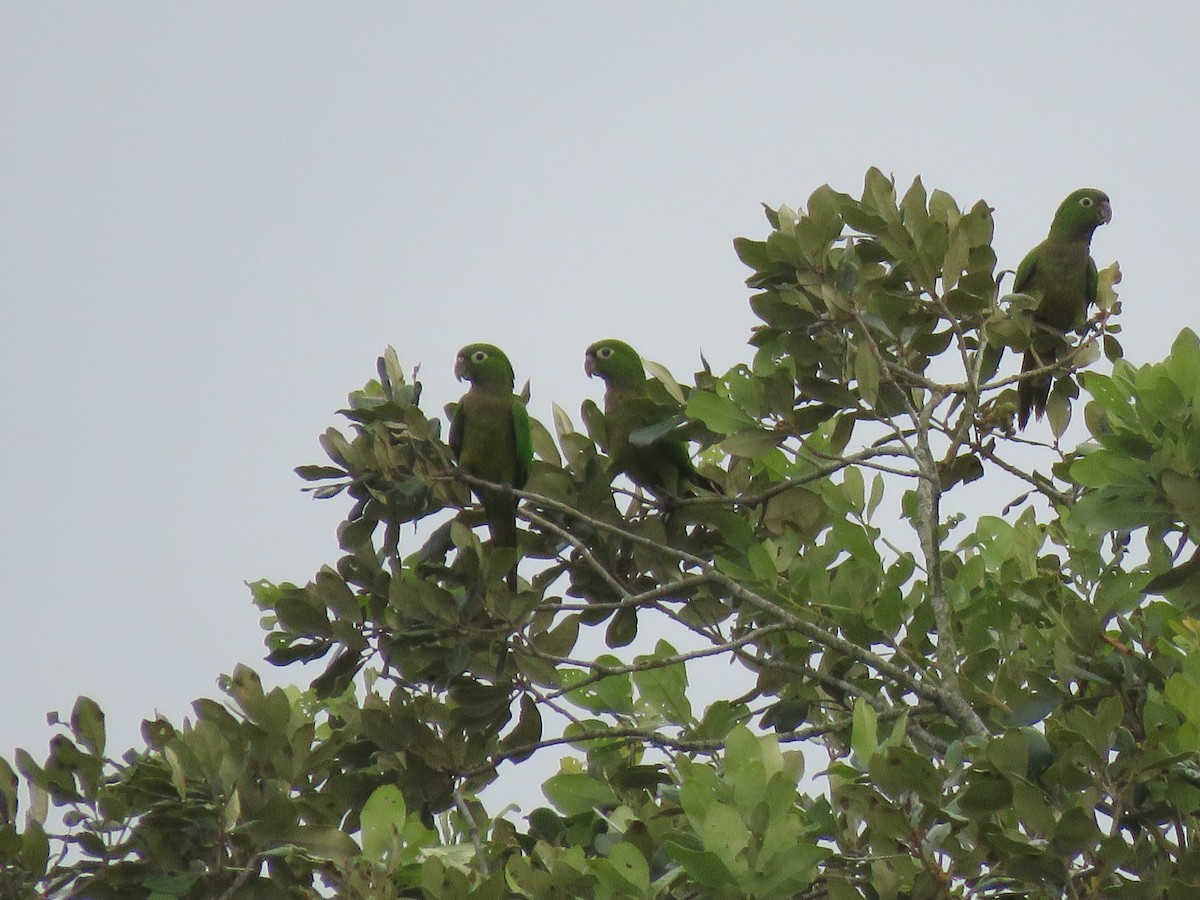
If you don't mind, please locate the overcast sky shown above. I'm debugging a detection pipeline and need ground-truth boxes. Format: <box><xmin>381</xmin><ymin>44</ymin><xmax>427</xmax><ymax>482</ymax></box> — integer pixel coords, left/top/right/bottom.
<box><xmin>2</xmin><ymin>4</ymin><xmax>1196</xmax><ymax>812</ymax></box>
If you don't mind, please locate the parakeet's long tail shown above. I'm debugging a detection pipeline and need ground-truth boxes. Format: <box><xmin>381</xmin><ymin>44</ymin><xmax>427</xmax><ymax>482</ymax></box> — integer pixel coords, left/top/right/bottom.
<box><xmin>481</xmin><ymin>490</ymin><xmax>519</xmax><ymax>590</ymax></box>
<box><xmin>1017</xmin><ymin>349</ymin><xmax>1050</xmax><ymax>430</ymax></box>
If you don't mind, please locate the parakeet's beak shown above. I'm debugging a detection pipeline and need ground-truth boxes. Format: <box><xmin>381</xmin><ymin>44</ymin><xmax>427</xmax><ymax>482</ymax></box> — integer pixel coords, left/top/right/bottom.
<box><xmin>454</xmin><ymin>355</ymin><xmax>468</xmax><ymax>381</ymax></box>
<box><xmin>1099</xmin><ymin>198</ymin><xmax>1112</xmax><ymax>225</ymax></box>
<box><xmin>584</xmin><ymin>353</ymin><xmax>596</xmax><ymax>377</ymax></box>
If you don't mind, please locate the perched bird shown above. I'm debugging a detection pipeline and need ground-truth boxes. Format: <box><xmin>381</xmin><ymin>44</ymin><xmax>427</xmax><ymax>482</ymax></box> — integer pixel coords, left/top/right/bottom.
<box><xmin>584</xmin><ymin>339</ymin><xmax>718</xmax><ymax>499</ymax></box>
<box><xmin>448</xmin><ymin>343</ymin><xmax>532</xmax><ymax>588</ymax></box>
<box><xmin>1014</xmin><ymin>188</ymin><xmax>1112</xmax><ymax>428</ymax></box>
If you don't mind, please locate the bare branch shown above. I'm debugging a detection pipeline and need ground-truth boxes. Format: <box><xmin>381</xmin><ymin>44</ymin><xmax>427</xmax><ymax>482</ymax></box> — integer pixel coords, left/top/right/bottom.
<box><xmin>541</xmin><ymin>574</ymin><xmax>714</xmax><ymax>613</ymax></box>
<box><xmin>452</xmin><ymin>784</ymin><xmax>489</xmax><ymax>876</ymax></box>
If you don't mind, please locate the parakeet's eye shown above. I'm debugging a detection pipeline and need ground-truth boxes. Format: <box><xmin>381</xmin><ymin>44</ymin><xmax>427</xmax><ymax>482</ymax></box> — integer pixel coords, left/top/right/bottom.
<box><xmin>472</xmin><ymin>351</ymin><xmax>488</xmax><ymax>363</ymax></box>
<box><xmin>597</xmin><ymin>347</ymin><xmax>614</xmax><ymax>359</ymax></box>
<box><xmin>1079</xmin><ymin>197</ymin><xmax>1094</xmax><ymax>208</ymax></box>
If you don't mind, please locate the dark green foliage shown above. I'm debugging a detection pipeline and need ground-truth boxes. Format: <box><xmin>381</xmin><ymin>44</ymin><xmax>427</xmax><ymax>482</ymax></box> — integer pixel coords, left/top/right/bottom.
<box><xmin>8</xmin><ymin>172</ymin><xmax>1200</xmax><ymax>898</ymax></box>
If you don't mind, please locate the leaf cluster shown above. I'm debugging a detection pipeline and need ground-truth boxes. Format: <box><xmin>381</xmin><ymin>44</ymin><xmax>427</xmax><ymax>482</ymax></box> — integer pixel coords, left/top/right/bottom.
<box><xmin>9</xmin><ymin>171</ymin><xmax>1200</xmax><ymax>899</ymax></box>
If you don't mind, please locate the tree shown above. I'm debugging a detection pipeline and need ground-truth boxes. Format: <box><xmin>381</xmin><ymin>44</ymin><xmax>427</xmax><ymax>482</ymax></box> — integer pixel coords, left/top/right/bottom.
<box><xmin>4</xmin><ymin>169</ymin><xmax>1199</xmax><ymax>899</ymax></box>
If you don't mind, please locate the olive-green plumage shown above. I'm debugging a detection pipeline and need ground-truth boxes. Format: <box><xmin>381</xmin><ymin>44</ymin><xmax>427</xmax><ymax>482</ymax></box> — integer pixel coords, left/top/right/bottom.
<box><xmin>449</xmin><ymin>343</ymin><xmax>532</xmax><ymax>587</ymax></box>
<box><xmin>1014</xmin><ymin>188</ymin><xmax>1112</xmax><ymax>428</ymax></box>
<box><xmin>584</xmin><ymin>339</ymin><xmax>717</xmax><ymax>497</ymax></box>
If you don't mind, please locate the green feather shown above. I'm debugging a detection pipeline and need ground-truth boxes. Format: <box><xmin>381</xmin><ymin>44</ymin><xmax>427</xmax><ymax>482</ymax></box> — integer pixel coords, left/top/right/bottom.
<box><xmin>584</xmin><ymin>339</ymin><xmax>718</xmax><ymax>498</ymax></box>
<box><xmin>449</xmin><ymin>343</ymin><xmax>532</xmax><ymax>587</ymax></box>
<box><xmin>1014</xmin><ymin>188</ymin><xmax>1111</xmax><ymax>429</ymax></box>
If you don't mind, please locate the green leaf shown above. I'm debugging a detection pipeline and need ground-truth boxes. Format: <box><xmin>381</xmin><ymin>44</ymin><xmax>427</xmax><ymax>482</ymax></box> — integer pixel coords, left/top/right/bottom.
<box><xmin>939</xmin><ymin>453</ymin><xmax>984</xmax><ymax>490</ymax></box>
<box><xmin>1162</xmin><ymin>470</ymin><xmax>1200</xmax><ymax>531</ymax></box>
<box><xmin>693</xmin><ymin>699</ymin><xmax>753</xmax><ymax>740</ymax></box>
<box><xmin>605</xmin><ymin>606</ymin><xmax>638</xmax><ymax>648</ymax></box>
<box><xmin>721</xmin><ymin>427</ymin><xmax>784</xmax><ymax>458</ymax></box>
<box><xmin>830</xmin><ymin>411</ymin><xmax>856</xmax><ymax>453</ymax></box>
<box><xmin>1096</xmin><ymin>261</ymin><xmax>1120</xmax><ymax>311</ymax></box>
<box><xmin>643</xmin><ymin>358</ymin><xmax>686</xmax><ymax>405</ymax></box>
<box><xmin>867</xmin><ymin>473</ymin><xmax>885</xmax><ymax>517</ymax></box>
<box><xmin>853</xmin><ymin>340</ymin><xmax>880</xmax><ymax>407</ymax></box>
<box><xmin>564</xmin><ymin>657</ymin><xmax>635</xmax><ymax>716</ymax></box>
<box><xmin>733</xmin><ymin>236</ymin><xmax>770</xmax><ymax>270</ymax></box>
<box><xmin>284</xmin><ymin>825</ymin><xmax>361</xmax><ymax>865</ymax></box>
<box><xmin>595</xmin><ymin>843</ymin><xmax>651</xmax><ymax>897</ymax></box>
<box><xmin>1046</xmin><ymin>383</ymin><xmax>1072</xmax><ymax>439</ymax></box>
<box><xmin>986</xmin><ymin>731</ymin><xmax>1029</xmax><ymax>780</ymax></box>
<box><xmin>686</xmin><ymin>391</ymin><xmax>756</xmax><ymax>434</ymax></box>
<box><xmin>1005</xmin><ymin>691</ymin><xmax>1061</xmax><ymax>727</ymax></box>
<box><xmin>693</xmin><ymin>800</ymin><xmax>751</xmax><ymax>872</ymax></box>
<box><xmin>294</xmin><ymin>464</ymin><xmax>347</xmax><ymax>481</ymax></box>
<box><xmin>529</xmin><ymin>416</ymin><xmax>561</xmax><ymax>467</ymax></box>
<box><xmin>314</xmin><ymin>566</ymin><xmax>359</xmax><ymax>622</ymax></box>
<box><xmin>1165</xmin><ymin>673</ymin><xmax>1200</xmax><ymax>725</ymax></box>
<box><xmin>942</xmin><ymin>224</ymin><xmax>969</xmax><ymax>291</ymax></box>
<box><xmin>361</xmin><ymin>784</ymin><xmax>406</xmax><ymax>861</ymax></box>
<box><xmin>763</xmin><ymin>486</ymin><xmax>827</xmax><ymax>539</ymax></box>
<box><xmin>850</xmin><ymin>698</ymin><xmax>878</xmax><ymax>764</ymax></box>
<box><xmin>799</xmin><ymin>377</ymin><xmax>858</xmax><ymax>409</ymax></box>
<box><xmin>536</xmin><ymin>614</ymin><xmax>580</xmax><ymax>658</ymax></box>
<box><xmin>869</xmin><ymin>746</ymin><xmax>939</xmax><ymax>801</ymax></box>
<box><xmin>958</xmin><ymin>773</ymin><xmax>1013</xmax><ymax>814</ymax></box>
<box><xmin>318</xmin><ymin>427</ymin><xmax>353</xmax><ymax>468</ymax></box>
<box><xmin>142</xmin><ymin>874</ymin><xmax>199</xmax><ymax>897</ymax></box>
<box><xmin>762</xmin><ymin>698</ymin><xmax>809</xmax><ymax>733</ymax></box>
<box><xmin>20</xmin><ymin>819</ymin><xmax>49</xmax><ymax>879</ymax></box>
<box><xmin>862</xmin><ymin>167</ymin><xmax>898</xmax><ymax>219</ymax></box>
<box><xmin>69</xmin><ymin>696</ymin><xmax>105</xmax><ymax>756</ymax></box>
<box><xmin>746</xmin><ymin>541</ymin><xmax>777</xmax><ymax>582</ymax></box>
<box><xmin>1145</xmin><ymin>548</ymin><xmax>1200</xmax><ymax>594</ymax></box>
<box><xmin>664</xmin><ymin>841</ymin><xmax>734</xmax><ymax>888</ymax></box>
<box><xmin>1051</xmin><ymin>807</ymin><xmax>1100</xmax><ymax>855</ymax></box>
<box><xmin>542</xmin><ymin>771</ymin><xmax>618</xmax><ymax>816</ymax></box>
<box><xmin>632</xmin><ymin>641</ymin><xmax>692</xmax><ymax>725</ymax></box>
<box><xmin>276</xmin><ymin>590</ymin><xmax>333</xmax><ymax>635</ymax></box>
<box><xmin>501</xmin><ymin>696</ymin><xmax>543</xmax><ymax>764</ymax></box>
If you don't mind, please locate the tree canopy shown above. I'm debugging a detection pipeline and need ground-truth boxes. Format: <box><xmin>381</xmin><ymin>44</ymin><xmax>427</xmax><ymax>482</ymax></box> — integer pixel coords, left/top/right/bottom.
<box><xmin>6</xmin><ymin>169</ymin><xmax>1200</xmax><ymax>899</ymax></box>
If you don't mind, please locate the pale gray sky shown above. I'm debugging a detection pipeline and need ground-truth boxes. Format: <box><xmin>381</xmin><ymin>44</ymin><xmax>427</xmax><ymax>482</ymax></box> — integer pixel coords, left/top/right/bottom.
<box><xmin>2</xmin><ymin>4</ymin><xmax>1195</xmax><ymax>809</ymax></box>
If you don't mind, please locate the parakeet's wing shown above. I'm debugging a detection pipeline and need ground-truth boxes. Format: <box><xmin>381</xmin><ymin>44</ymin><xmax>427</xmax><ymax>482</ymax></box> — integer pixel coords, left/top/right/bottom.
<box><xmin>623</xmin><ymin>395</ymin><xmax>674</xmax><ymax>432</ymax></box>
<box><xmin>449</xmin><ymin>402</ymin><xmax>465</xmax><ymax>460</ymax></box>
<box><xmin>511</xmin><ymin>397</ymin><xmax>532</xmax><ymax>488</ymax></box>
<box><xmin>1013</xmin><ymin>247</ymin><xmax>1038</xmax><ymax>293</ymax></box>
<box><xmin>1085</xmin><ymin>256</ymin><xmax>1098</xmax><ymax>306</ymax></box>
<box><xmin>663</xmin><ymin>438</ymin><xmax>699</xmax><ymax>477</ymax></box>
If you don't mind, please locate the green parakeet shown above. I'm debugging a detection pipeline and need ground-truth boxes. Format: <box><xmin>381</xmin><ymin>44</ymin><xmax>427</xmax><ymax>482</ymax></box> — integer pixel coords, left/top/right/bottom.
<box><xmin>1014</xmin><ymin>187</ymin><xmax>1112</xmax><ymax>429</ymax></box>
<box><xmin>448</xmin><ymin>343</ymin><xmax>532</xmax><ymax>588</ymax></box>
<box><xmin>584</xmin><ymin>339</ymin><xmax>719</xmax><ymax>498</ymax></box>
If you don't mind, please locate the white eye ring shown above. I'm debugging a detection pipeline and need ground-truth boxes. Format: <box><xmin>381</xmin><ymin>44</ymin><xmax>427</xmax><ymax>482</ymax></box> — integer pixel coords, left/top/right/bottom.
<box><xmin>472</xmin><ymin>351</ymin><xmax>488</xmax><ymax>363</ymax></box>
<box><xmin>597</xmin><ymin>347</ymin><xmax>614</xmax><ymax>359</ymax></box>
<box><xmin>1080</xmin><ymin>197</ymin><xmax>1094</xmax><ymax>208</ymax></box>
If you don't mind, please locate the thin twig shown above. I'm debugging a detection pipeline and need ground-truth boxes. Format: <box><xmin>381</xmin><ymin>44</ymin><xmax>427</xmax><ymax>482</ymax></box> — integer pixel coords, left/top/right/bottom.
<box><xmin>452</xmin><ymin>784</ymin><xmax>489</xmax><ymax>876</ymax></box>
<box><xmin>536</xmin><ymin>575</ymin><xmax>713</xmax><ymax>613</ymax></box>
<box><xmin>530</xmin><ymin>625</ymin><xmax>787</xmax><ymax>702</ymax></box>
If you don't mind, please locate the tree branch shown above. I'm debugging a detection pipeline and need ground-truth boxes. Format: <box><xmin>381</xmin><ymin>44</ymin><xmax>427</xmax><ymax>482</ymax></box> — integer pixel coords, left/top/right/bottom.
<box><xmin>463</xmin><ymin>475</ymin><xmax>990</xmax><ymax>738</ymax></box>
<box><xmin>529</xmin><ymin>624</ymin><xmax>786</xmax><ymax>703</ymax></box>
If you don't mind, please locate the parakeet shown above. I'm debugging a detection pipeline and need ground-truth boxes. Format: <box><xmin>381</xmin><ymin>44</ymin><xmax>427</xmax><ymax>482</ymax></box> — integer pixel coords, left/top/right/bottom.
<box><xmin>448</xmin><ymin>343</ymin><xmax>532</xmax><ymax>588</ymax></box>
<box><xmin>1014</xmin><ymin>188</ymin><xmax>1112</xmax><ymax>428</ymax></box>
<box><xmin>584</xmin><ymin>339</ymin><xmax>718</xmax><ymax>499</ymax></box>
